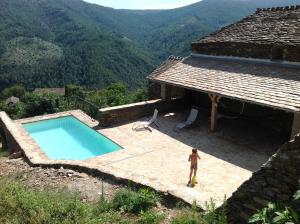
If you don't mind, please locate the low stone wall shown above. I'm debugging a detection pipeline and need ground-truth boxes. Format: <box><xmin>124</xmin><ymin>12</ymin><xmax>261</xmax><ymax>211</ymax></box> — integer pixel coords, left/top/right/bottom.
<box><xmin>226</xmin><ymin>134</ymin><xmax>300</xmax><ymax>223</ymax></box>
<box><xmin>98</xmin><ymin>98</ymin><xmax>185</xmax><ymax>127</ymax></box>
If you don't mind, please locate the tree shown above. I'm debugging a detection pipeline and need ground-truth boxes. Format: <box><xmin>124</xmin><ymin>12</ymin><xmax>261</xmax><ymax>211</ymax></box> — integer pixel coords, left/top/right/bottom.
<box><xmin>105</xmin><ymin>83</ymin><xmax>130</xmax><ymax>106</ymax></box>
<box><xmin>23</xmin><ymin>92</ymin><xmax>63</xmax><ymax>117</ymax></box>
<box><xmin>1</xmin><ymin>85</ymin><xmax>26</xmax><ymax>99</ymax></box>
<box><xmin>131</xmin><ymin>88</ymin><xmax>147</xmax><ymax>102</ymax></box>
<box><xmin>65</xmin><ymin>84</ymin><xmax>85</xmax><ymax>98</ymax></box>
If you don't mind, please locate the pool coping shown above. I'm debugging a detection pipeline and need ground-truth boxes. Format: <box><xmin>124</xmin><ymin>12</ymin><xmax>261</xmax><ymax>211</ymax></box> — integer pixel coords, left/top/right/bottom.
<box><xmin>2</xmin><ymin>110</ymin><xmax>199</xmax><ymax>207</ymax></box>
<box><xmin>21</xmin><ymin>113</ymin><xmax>123</xmax><ymax>159</ymax></box>
<box><xmin>14</xmin><ymin>110</ymin><xmax>101</xmax><ymax>164</ymax></box>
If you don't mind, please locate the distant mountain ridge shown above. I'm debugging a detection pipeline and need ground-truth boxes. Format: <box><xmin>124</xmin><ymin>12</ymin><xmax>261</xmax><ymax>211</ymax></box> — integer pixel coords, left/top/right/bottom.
<box><xmin>0</xmin><ymin>0</ymin><xmax>300</xmax><ymax>90</ymax></box>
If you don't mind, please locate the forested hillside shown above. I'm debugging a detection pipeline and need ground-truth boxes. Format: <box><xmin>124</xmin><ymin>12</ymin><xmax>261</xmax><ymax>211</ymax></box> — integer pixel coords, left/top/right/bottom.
<box><xmin>0</xmin><ymin>0</ymin><xmax>299</xmax><ymax>90</ymax></box>
<box><xmin>0</xmin><ymin>0</ymin><xmax>157</xmax><ymax>90</ymax></box>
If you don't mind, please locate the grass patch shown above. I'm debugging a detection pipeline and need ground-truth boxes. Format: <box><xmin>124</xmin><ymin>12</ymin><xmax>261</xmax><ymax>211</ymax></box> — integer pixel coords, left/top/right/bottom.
<box><xmin>0</xmin><ymin>179</ymin><xmax>164</xmax><ymax>224</ymax></box>
<box><xmin>0</xmin><ymin>178</ymin><xmax>129</xmax><ymax>224</ymax></box>
<box><xmin>0</xmin><ymin>179</ymin><xmax>228</xmax><ymax>224</ymax></box>
<box><xmin>112</xmin><ymin>188</ymin><xmax>159</xmax><ymax>214</ymax></box>
<box><xmin>172</xmin><ymin>201</ymin><xmax>227</xmax><ymax>224</ymax></box>
<box><xmin>136</xmin><ymin>210</ymin><xmax>165</xmax><ymax>224</ymax></box>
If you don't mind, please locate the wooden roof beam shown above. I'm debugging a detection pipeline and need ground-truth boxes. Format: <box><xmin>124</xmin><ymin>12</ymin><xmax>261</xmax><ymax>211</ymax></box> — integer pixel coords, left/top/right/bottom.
<box><xmin>209</xmin><ymin>94</ymin><xmax>221</xmax><ymax>132</ymax></box>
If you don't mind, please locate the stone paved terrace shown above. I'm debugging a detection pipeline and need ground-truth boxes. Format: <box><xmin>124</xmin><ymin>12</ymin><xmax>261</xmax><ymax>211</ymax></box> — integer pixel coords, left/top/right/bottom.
<box><xmin>5</xmin><ymin>110</ymin><xmax>283</xmax><ymax>208</ymax></box>
<box><xmin>95</xmin><ymin>111</ymin><xmax>282</xmax><ymax>207</ymax></box>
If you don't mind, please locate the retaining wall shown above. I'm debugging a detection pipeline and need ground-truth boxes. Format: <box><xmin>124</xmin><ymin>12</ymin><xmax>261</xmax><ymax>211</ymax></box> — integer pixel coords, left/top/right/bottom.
<box><xmin>227</xmin><ymin>134</ymin><xmax>300</xmax><ymax>223</ymax></box>
<box><xmin>0</xmin><ymin>111</ymin><xmax>23</xmax><ymax>155</ymax></box>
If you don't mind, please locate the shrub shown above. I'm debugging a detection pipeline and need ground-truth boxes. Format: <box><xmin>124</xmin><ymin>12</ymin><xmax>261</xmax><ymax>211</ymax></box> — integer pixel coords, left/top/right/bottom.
<box><xmin>131</xmin><ymin>88</ymin><xmax>147</xmax><ymax>102</ymax></box>
<box><xmin>112</xmin><ymin>188</ymin><xmax>159</xmax><ymax>214</ymax></box>
<box><xmin>0</xmin><ymin>99</ymin><xmax>27</xmax><ymax>119</ymax></box>
<box><xmin>0</xmin><ymin>82</ymin><xmax>149</xmax><ymax>120</ymax></box>
<box><xmin>94</xmin><ymin>198</ymin><xmax>113</xmax><ymax>214</ymax></box>
<box><xmin>65</xmin><ymin>84</ymin><xmax>85</xmax><ymax>98</ymax></box>
<box><xmin>171</xmin><ymin>208</ymin><xmax>202</xmax><ymax>224</ymax></box>
<box><xmin>248</xmin><ymin>190</ymin><xmax>300</xmax><ymax>224</ymax></box>
<box><xmin>0</xmin><ymin>178</ymin><xmax>129</xmax><ymax>224</ymax></box>
<box><xmin>23</xmin><ymin>92</ymin><xmax>62</xmax><ymax>116</ymax></box>
<box><xmin>294</xmin><ymin>190</ymin><xmax>300</xmax><ymax>201</ymax></box>
<box><xmin>137</xmin><ymin>210</ymin><xmax>165</xmax><ymax>224</ymax></box>
<box><xmin>92</xmin><ymin>211</ymin><xmax>129</xmax><ymax>224</ymax></box>
<box><xmin>1</xmin><ymin>85</ymin><xmax>26</xmax><ymax>99</ymax></box>
<box><xmin>172</xmin><ymin>200</ymin><xmax>227</xmax><ymax>224</ymax></box>
<box><xmin>204</xmin><ymin>199</ymin><xmax>227</xmax><ymax>224</ymax></box>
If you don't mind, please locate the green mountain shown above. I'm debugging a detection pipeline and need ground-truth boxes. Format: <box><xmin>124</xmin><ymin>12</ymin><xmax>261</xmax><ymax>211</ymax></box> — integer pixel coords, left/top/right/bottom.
<box><xmin>0</xmin><ymin>0</ymin><xmax>299</xmax><ymax>90</ymax></box>
<box><xmin>0</xmin><ymin>0</ymin><xmax>158</xmax><ymax>90</ymax></box>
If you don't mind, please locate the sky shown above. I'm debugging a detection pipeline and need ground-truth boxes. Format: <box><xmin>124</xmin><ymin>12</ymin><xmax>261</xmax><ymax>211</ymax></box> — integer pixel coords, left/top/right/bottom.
<box><xmin>83</xmin><ymin>0</ymin><xmax>201</xmax><ymax>10</ymax></box>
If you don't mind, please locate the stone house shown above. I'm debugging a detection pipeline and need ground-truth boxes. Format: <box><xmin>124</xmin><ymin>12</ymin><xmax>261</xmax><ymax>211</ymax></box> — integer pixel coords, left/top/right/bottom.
<box><xmin>148</xmin><ymin>6</ymin><xmax>300</xmax><ymax>140</ymax></box>
<box><xmin>5</xmin><ymin>96</ymin><xmax>20</xmax><ymax>105</ymax></box>
<box><xmin>34</xmin><ymin>88</ymin><xmax>65</xmax><ymax>96</ymax></box>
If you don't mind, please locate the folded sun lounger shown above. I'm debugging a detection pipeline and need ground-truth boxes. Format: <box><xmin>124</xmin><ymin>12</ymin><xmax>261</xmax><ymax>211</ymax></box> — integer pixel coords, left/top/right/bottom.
<box><xmin>176</xmin><ymin>108</ymin><xmax>198</xmax><ymax>129</ymax></box>
<box><xmin>132</xmin><ymin>109</ymin><xmax>158</xmax><ymax>131</ymax></box>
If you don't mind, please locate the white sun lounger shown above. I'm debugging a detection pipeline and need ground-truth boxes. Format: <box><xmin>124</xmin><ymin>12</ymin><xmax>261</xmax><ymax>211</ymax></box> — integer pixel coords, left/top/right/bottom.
<box><xmin>176</xmin><ymin>108</ymin><xmax>198</xmax><ymax>129</ymax></box>
<box><xmin>132</xmin><ymin>109</ymin><xmax>159</xmax><ymax>131</ymax></box>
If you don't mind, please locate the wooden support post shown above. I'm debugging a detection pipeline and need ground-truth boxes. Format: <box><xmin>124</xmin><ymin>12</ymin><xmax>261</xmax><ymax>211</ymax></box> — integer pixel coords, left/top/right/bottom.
<box><xmin>291</xmin><ymin>112</ymin><xmax>300</xmax><ymax>140</ymax></box>
<box><xmin>160</xmin><ymin>84</ymin><xmax>172</xmax><ymax>100</ymax></box>
<box><xmin>161</xmin><ymin>84</ymin><xmax>166</xmax><ymax>99</ymax></box>
<box><xmin>209</xmin><ymin>94</ymin><xmax>221</xmax><ymax>132</ymax></box>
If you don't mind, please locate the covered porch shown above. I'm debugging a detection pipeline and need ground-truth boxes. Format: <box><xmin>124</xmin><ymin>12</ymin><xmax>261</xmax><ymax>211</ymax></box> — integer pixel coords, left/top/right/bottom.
<box><xmin>148</xmin><ymin>54</ymin><xmax>300</xmax><ymax>140</ymax></box>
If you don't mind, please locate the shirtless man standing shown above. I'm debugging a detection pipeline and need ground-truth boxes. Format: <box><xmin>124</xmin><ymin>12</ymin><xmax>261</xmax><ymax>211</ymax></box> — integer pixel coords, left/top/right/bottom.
<box><xmin>188</xmin><ymin>148</ymin><xmax>201</xmax><ymax>186</ymax></box>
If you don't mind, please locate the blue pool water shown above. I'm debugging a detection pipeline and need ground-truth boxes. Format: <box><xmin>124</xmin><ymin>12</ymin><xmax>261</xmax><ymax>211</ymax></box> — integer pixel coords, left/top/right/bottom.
<box><xmin>23</xmin><ymin>116</ymin><xmax>122</xmax><ymax>160</ymax></box>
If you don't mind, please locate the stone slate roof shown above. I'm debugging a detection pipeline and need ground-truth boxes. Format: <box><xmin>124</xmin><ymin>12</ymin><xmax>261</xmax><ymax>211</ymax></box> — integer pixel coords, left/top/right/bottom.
<box><xmin>150</xmin><ymin>55</ymin><xmax>183</xmax><ymax>78</ymax></box>
<box><xmin>193</xmin><ymin>5</ymin><xmax>300</xmax><ymax>46</ymax></box>
<box><xmin>148</xmin><ymin>55</ymin><xmax>300</xmax><ymax>112</ymax></box>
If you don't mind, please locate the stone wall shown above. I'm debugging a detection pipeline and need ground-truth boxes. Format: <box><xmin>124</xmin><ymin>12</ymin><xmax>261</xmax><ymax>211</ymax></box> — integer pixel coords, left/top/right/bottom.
<box><xmin>0</xmin><ymin>111</ymin><xmax>23</xmax><ymax>155</ymax></box>
<box><xmin>192</xmin><ymin>42</ymin><xmax>271</xmax><ymax>60</ymax></box>
<box><xmin>192</xmin><ymin>43</ymin><xmax>300</xmax><ymax>62</ymax></box>
<box><xmin>285</xmin><ymin>47</ymin><xmax>300</xmax><ymax>62</ymax></box>
<box><xmin>98</xmin><ymin>98</ymin><xmax>186</xmax><ymax>127</ymax></box>
<box><xmin>226</xmin><ymin>134</ymin><xmax>300</xmax><ymax>223</ymax></box>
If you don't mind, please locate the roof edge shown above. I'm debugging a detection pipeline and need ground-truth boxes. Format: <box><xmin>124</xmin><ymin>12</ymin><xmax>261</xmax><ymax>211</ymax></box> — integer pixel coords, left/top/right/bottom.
<box><xmin>167</xmin><ymin>55</ymin><xmax>183</xmax><ymax>61</ymax></box>
<box><xmin>191</xmin><ymin>53</ymin><xmax>300</xmax><ymax>69</ymax></box>
<box><xmin>150</xmin><ymin>79</ymin><xmax>300</xmax><ymax>113</ymax></box>
<box><xmin>256</xmin><ymin>5</ymin><xmax>300</xmax><ymax>12</ymax></box>
<box><xmin>147</xmin><ymin>55</ymin><xmax>184</xmax><ymax>80</ymax></box>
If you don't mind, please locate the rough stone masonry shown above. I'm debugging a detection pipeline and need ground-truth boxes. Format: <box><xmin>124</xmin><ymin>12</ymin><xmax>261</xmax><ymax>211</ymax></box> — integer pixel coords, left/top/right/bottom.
<box><xmin>226</xmin><ymin>134</ymin><xmax>300</xmax><ymax>223</ymax></box>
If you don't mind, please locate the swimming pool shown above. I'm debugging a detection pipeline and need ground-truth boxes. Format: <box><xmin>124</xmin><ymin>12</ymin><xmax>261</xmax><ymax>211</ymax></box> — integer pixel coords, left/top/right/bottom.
<box><xmin>23</xmin><ymin>116</ymin><xmax>122</xmax><ymax>160</ymax></box>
